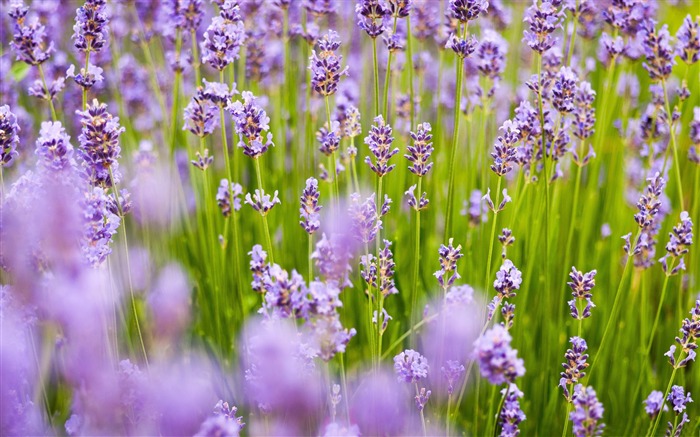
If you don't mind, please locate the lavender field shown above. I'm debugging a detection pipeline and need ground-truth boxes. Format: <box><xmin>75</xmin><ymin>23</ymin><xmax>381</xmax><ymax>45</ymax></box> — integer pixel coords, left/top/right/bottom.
<box><xmin>1</xmin><ymin>0</ymin><xmax>700</xmax><ymax>435</ymax></box>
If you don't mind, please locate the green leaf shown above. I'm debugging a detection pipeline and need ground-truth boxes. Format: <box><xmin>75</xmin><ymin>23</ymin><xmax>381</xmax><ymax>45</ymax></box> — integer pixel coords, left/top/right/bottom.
<box><xmin>10</xmin><ymin>62</ymin><xmax>31</xmax><ymax>82</ymax></box>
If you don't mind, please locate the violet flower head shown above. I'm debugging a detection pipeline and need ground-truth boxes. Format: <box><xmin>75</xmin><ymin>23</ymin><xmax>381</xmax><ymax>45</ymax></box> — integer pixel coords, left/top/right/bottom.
<box><xmin>201</xmin><ymin>79</ymin><xmax>237</xmax><ymax>105</ymax></box>
<box><xmin>473</xmin><ymin>324</ymin><xmax>525</xmax><ymax>385</ymax></box>
<box><xmin>317</xmin><ymin>121</ymin><xmax>341</xmax><ymax>156</ymax></box>
<box><xmin>691</xmin><ymin>107</ymin><xmax>700</xmax><ymax>163</ymax></box>
<box><xmin>523</xmin><ymin>1</ymin><xmax>562</xmax><ymax>53</ymax></box>
<box><xmin>415</xmin><ymin>387</ymin><xmax>431</xmax><ymax>412</ymax></box>
<box><xmin>192</xmin><ymin>149</ymin><xmax>214</xmax><ymax>171</ymax></box>
<box><xmin>567</xmin><ymin>267</ymin><xmax>597</xmax><ymax>320</ymax></box>
<box><xmin>378</xmin><ymin>239</ymin><xmax>398</xmax><ymax>296</ymax></box>
<box><xmin>72</xmin><ymin>0</ymin><xmax>109</xmax><ymax>53</ymax></box>
<box><xmin>482</xmin><ymin>188</ymin><xmax>512</xmax><ymax>213</ymax></box>
<box><xmin>35</xmin><ymin>121</ymin><xmax>74</xmax><ymax>172</ymax></box>
<box><xmin>365</xmin><ymin>115</ymin><xmax>399</xmax><ymax>177</ymax></box>
<box><xmin>344</xmin><ymin>105</ymin><xmax>362</xmax><ymax>138</ymax></box>
<box><xmin>76</xmin><ymin>99</ymin><xmax>126</xmax><ymax>188</ymax></box>
<box><xmin>311</xmin><ymin>233</ymin><xmax>352</xmax><ymax>289</ymax></box>
<box><xmin>183</xmin><ymin>88</ymin><xmax>219</xmax><ymax>138</ymax></box>
<box><xmin>441</xmin><ymin>360</ymin><xmax>465</xmax><ymax>395</ymax></box>
<box><xmin>491</xmin><ymin>120</ymin><xmax>520</xmax><ymax>176</ymax></box>
<box><xmin>634</xmin><ymin>172</ymin><xmax>665</xmax><ymax>230</ymax></box>
<box><xmin>0</xmin><ymin>105</ymin><xmax>20</xmax><ymax>168</ymax></box>
<box><xmin>310</xmin><ymin>30</ymin><xmax>349</xmax><ymax>97</ymax></box>
<box><xmin>216</xmin><ymin>179</ymin><xmax>243</xmax><ymax>218</ymax></box>
<box><xmin>446</xmin><ymin>33</ymin><xmax>478</xmax><ymax>58</ymax></box>
<box><xmin>642</xmin><ymin>21</ymin><xmax>675</xmax><ymax>81</ymax></box>
<box><xmin>388</xmin><ymin>0</ymin><xmax>411</xmax><ymax>18</ymax></box>
<box><xmin>300</xmin><ymin>177</ymin><xmax>322</xmax><ymax>234</ymax></box>
<box><xmin>228</xmin><ymin>91</ymin><xmax>274</xmax><ymax>159</ymax></box>
<box><xmin>667</xmin><ymin>386</ymin><xmax>692</xmax><ymax>414</ymax></box>
<box><xmin>494</xmin><ymin>259</ymin><xmax>522</xmax><ymax>299</ymax></box>
<box><xmin>181</xmin><ymin>0</ymin><xmax>204</xmax><ymax>32</ymax></box>
<box><xmin>405</xmin><ymin>122</ymin><xmax>433</xmax><ymax>176</ymax></box>
<box><xmin>304</xmin><ymin>0</ymin><xmax>337</xmax><ymax>17</ymax></box>
<box><xmin>249</xmin><ymin>244</ymin><xmax>269</xmax><ymax>293</ymax></box>
<box><xmin>245</xmin><ymin>189</ymin><xmax>280</xmax><ymax>216</ymax></box>
<box><xmin>349</xmin><ymin>193</ymin><xmax>382</xmax><ymax>243</ymax></box>
<box><xmin>559</xmin><ymin>337</ymin><xmax>589</xmax><ymax>400</ymax></box>
<box><xmin>66</xmin><ymin>63</ymin><xmax>103</xmax><ymax>90</ymax></box>
<box><xmin>552</xmin><ymin>66</ymin><xmax>578</xmax><ymax>113</ymax></box>
<box><xmin>644</xmin><ymin>390</ymin><xmax>666</xmax><ymax>419</ymax></box>
<box><xmin>500</xmin><ymin>384</ymin><xmax>526</xmax><ymax>437</ymax></box>
<box><xmin>476</xmin><ymin>29</ymin><xmax>508</xmax><ymax>81</ymax></box>
<box><xmin>393</xmin><ymin>349</ymin><xmax>429</xmax><ymax>383</ymax></box>
<box><xmin>660</xmin><ymin>211</ymin><xmax>693</xmax><ymax>275</ymax></box>
<box><xmin>569</xmin><ymin>384</ymin><xmax>605</xmax><ymax>437</ymax></box>
<box><xmin>405</xmin><ymin>185</ymin><xmax>429</xmax><ymax>211</ymax></box>
<box><xmin>9</xmin><ymin>2</ymin><xmax>54</xmax><ymax>65</ymax></box>
<box><xmin>82</xmin><ymin>186</ymin><xmax>121</xmax><ymax>266</ymax></box>
<box><xmin>356</xmin><ymin>0</ymin><xmax>388</xmax><ymax>39</ymax></box>
<box><xmin>201</xmin><ymin>14</ymin><xmax>246</xmax><ymax>71</ymax></box>
<box><xmin>666</xmin><ymin>300</ymin><xmax>700</xmax><ymax>368</ymax></box>
<box><xmin>676</xmin><ymin>15</ymin><xmax>699</xmax><ymax>65</ymax></box>
<box><xmin>449</xmin><ymin>0</ymin><xmax>489</xmax><ymax>23</ymax></box>
<box><xmin>195</xmin><ymin>400</ymin><xmax>245</xmax><ymax>437</ymax></box>
<box><xmin>571</xmin><ymin>81</ymin><xmax>596</xmax><ymax>151</ymax></box>
<box><xmin>434</xmin><ymin>238</ymin><xmax>464</xmax><ymax>289</ymax></box>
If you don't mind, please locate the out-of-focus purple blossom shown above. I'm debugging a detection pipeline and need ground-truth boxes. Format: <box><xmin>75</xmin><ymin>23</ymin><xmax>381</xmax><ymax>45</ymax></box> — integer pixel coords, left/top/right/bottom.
<box><xmin>394</xmin><ymin>349</ymin><xmax>429</xmax><ymax>383</ymax></box>
<box><xmin>317</xmin><ymin>120</ymin><xmax>341</xmax><ymax>156</ymax></box>
<box><xmin>356</xmin><ymin>0</ymin><xmax>389</xmax><ymax>39</ymax></box>
<box><xmin>644</xmin><ymin>390</ymin><xmax>666</xmax><ymax>419</ymax></box>
<box><xmin>81</xmin><ymin>186</ymin><xmax>120</xmax><ymax>266</ymax></box>
<box><xmin>500</xmin><ymin>384</ymin><xmax>526</xmax><ymax>437</ymax></box>
<box><xmin>690</xmin><ymin>107</ymin><xmax>700</xmax><ymax>163</ymax></box>
<box><xmin>192</xmin><ymin>149</ymin><xmax>214</xmax><ymax>171</ymax></box>
<box><xmin>569</xmin><ymin>384</ymin><xmax>605</xmax><ymax>437</ymax></box>
<box><xmin>350</xmin><ymin>369</ymin><xmax>409</xmax><ymax>435</ymax></box>
<box><xmin>634</xmin><ymin>172</ymin><xmax>665</xmax><ymax>230</ymax></box>
<box><xmin>449</xmin><ymin>0</ymin><xmax>488</xmax><ymax>22</ymax></box>
<box><xmin>559</xmin><ymin>337</ymin><xmax>589</xmax><ymax>400</ymax></box>
<box><xmin>552</xmin><ymin>66</ymin><xmax>578</xmax><ymax>113</ymax></box>
<box><xmin>201</xmin><ymin>79</ymin><xmax>237</xmax><ymax>105</ymax></box>
<box><xmin>676</xmin><ymin>15</ymin><xmax>699</xmax><ymax>64</ymax></box>
<box><xmin>372</xmin><ymin>308</ymin><xmax>392</xmax><ymax>333</ymax></box>
<box><xmin>523</xmin><ymin>1</ymin><xmax>562</xmax><ymax>53</ymax></box>
<box><xmin>245</xmin><ymin>189</ymin><xmax>280</xmax><ymax>216</ymax></box>
<box><xmin>0</xmin><ymin>105</ymin><xmax>20</xmax><ymax>168</ymax></box>
<box><xmin>667</xmin><ymin>386</ymin><xmax>692</xmax><ymax>414</ymax></box>
<box><xmin>491</xmin><ymin>120</ymin><xmax>520</xmax><ymax>176</ymax></box>
<box><xmin>35</xmin><ymin>121</ymin><xmax>74</xmax><ymax>171</ymax></box>
<box><xmin>477</xmin><ymin>29</ymin><xmax>507</xmax><ymax>82</ymax></box>
<box><xmin>304</xmin><ymin>0</ymin><xmax>337</xmax><ymax>17</ymax></box>
<box><xmin>27</xmin><ymin>75</ymin><xmax>65</xmax><ymax>101</ymax></box>
<box><xmin>600</xmin><ymin>32</ymin><xmax>624</xmax><ymax>59</ymax></box>
<box><xmin>147</xmin><ymin>263</ymin><xmax>191</xmax><ymax>340</ymax></box>
<box><xmin>434</xmin><ymin>238</ymin><xmax>463</xmax><ymax>289</ymax></box>
<box><xmin>602</xmin><ymin>0</ymin><xmax>648</xmax><ymax>33</ymax></box>
<box><xmin>412</xmin><ymin>1</ymin><xmax>437</xmax><ymax>40</ymax></box>
<box><xmin>184</xmin><ymin>88</ymin><xmax>219</xmax><ymax>138</ymax></box>
<box><xmin>9</xmin><ymin>2</ymin><xmax>54</xmax><ymax>65</ymax></box>
<box><xmin>310</xmin><ymin>30</ymin><xmax>349</xmax><ymax>97</ymax></box>
<box><xmin>462</xmin><ymin>189</ymin><xmax>488</xmax><ymax>226</ymax></box>
<box><xmin>201</xmin><ymin>13</ymin><xmax>246</xmax><ymax>71</ymax></box>
<box><xmin>360</xmin><ymin>239</ymin><xmax>398</xmax><ymax>297</ymax></box>
<box><xmin>322</xmin><ymin>422</ymin><xmax>361</xmax><ymax>436</ymax></box>
<box><xmin>77</xmin><ymin>99</ymin><xmax>126</xmax><ymax>188</ymax></box>
<box><xmin>365</xmin><ymin>115</ymin><xmax>399</xmax><ymax>177</ymax></box>
<box><xmin>217</xmin><ymin>179</ymin><xmax>243</xmax><ymax>218</ymax></box>
<box><xmin>72</xmin><ymin>0</ymin><xmax>109</xmax><ymax>53</ymax></box>
<box><xmin>311</xmin><ymin>233</ymin><xmax>353</xmax><ymax>289</ymax></box>
<box><xmin>441</xmin><ymin>360</ymin><xmax>465</xmax><ymax>395</ymax></box>
<box><xmin>473</xmin><ymin>324</ymin><xmax>525</xmax><ymax>385</ymax></box>
<box><xmin>660</xmin><ymin>211</ymin><xmax>693</xmax><ymax>275</ymax></box>
<box><xmin>228</xmin><ymin>91</ymin><xmax>274</xmax><ymax>159</ymax></box>
<box><xmin>300</xmin><ymin>177</ymin><xmax>322</xmax><ymax>234</ymax></box>
<box><xmin>66</xmin><ymin>63</ymin><xmax>103</xmax><ymax>90</ymax></box>
<box><xmin>499</xmin><ymin>228</ymin><xmax>515</xmax><ymax>259</ymax></box>
<box><xmin>483</xmin><ymin>188</ymin><xmax>512</xmax><ymax>213</ymax></box>
<box><xmin>344</xmin><ymin>105</ymin><xmax>362</xmax><ymax>138</ymax></box>
<box><xmin>405</xmin><ymin>185</ymin><xmax>429</xmax><ymax>211</ymax></box>
<box><xmin>446</xmin><ymin>33</ymin><xmax>478</xmax><ymax>58</ymax></box>
<box><xmin>261</xmin><ymin>264</ymin><xmax>307</xmax><ymax>319</ymax></box>
<box><xmin>387</xmin><ymin>0</ymin><xmax>411</xmax><ymax>18</ymax></box>
<box><xmin>415</xmin><ymin>387</ymin><xmax>431</xmax><ymax>411</ymax></box>
<box><xmin>405</xmin><ymin>122</ymin><xmax>433</xmax><ymax>176</ymax></box>
<box><xmin>195</xmin><ymin>400</ymin><xmax>245</xmax><ymax>437</ymax></box>
<box><xmin>249</xmin><ymin>244</ymin><xmax>269</xmax><ymax>293</ymax></box>
<box><xmin>642</xmin><ymin>21</ymin><xmax>675</xmax><ymax>81</ymax></box>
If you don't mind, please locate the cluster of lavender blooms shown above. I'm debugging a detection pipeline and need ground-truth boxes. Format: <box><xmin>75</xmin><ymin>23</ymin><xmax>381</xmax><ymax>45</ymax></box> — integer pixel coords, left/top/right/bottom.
<box><xmin>473</xmin><ymin>324</ymin><xmax>526</xmax><ymax>386</ymax></box>
<box><xmin>310</xmin><ymin>30</ymin><xmax>349</xmax><ymax>97</ymax></box>
<box><xmin>405</xmin><ymin>122</ymin><xmax>433</xmax><ymax>211</ymax></box>
<box><xmin>567</xmin><ymin>267</ymin><xmax>597</xmax><ymax>320</ymax></box>
<box><xmin>487</xmin><ymin>259</ymin><xmax>523</xmax><ymax>326</ymax></box>
<box><xmin>201</xmin><ymin>0</ymin><xmax>246</xmax><ymax>71</ymax></box>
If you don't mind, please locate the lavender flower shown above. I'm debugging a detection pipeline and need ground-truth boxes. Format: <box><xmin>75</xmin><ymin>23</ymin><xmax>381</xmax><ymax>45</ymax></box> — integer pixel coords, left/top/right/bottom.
<box><xmin>216</xmin><ymin>179</ymin><xmax>243</xmax><ymax>218</ymax></box>
<box><xmin>405</xmin><ymin>122</ymin><xmax>433</xmax><ymax>176</ymax></box>
<box><xmin>634</xmin><ymin>173</ymin><xmax>665</xmax><ymax>230</ymax></box>
<box><xmin>569</xmin><ymin>384</ymin><xmax>605</xmax><ymax>437</ymax></box>
<box><xmin>304</xmin><ymin>0</ymin><xmax>336</xmax><ymax>17</ymax></box>
<box><xmin>494</xmin><ymin>259</ymin><xmax>522</xmax><ymax>298</ymax></box>
<box><xmin>356</xmin><ymin>0</ymin><xmax>388</xmax><ymax>39</ymax></box>
<box><xmin>449</xmin><ymin>0</ymin><xmax>489</xmax><ymax>22</ymax></box>
<box><xmin>300</xmin><ymin>177</ymin><xmax>322</xmax><ymax>234</ymax></box>
<box><xmin>405</xmin><ymin>185</ymin><xmax>429</xmax><ymax>211</ymax></box>
<box><xmin>491</xmin><ymin>120</ymin><xmax>520</xmax><ymax>176</ymax></box>
<box><xmin>361</xmin><ymin>240</ymin><xmax>398</xmax><ymax>297</ymax></box>
<box><xmin>344</xmin><ymin>105</ymin><xmax>362</xmax><ymax>138</ymax></box>
<box><xmin>473</xmin><ymin>324</ymin><xmax>525</xmax><ymax>385</ymax></box>
<box><xmin>676</xmin><ymin>15</ymin><xmax>699</xmax><ymax>65</ymax></box>
<box><xmin>523</xmin><ymin>1</ymin><xmax>562</xmax><ymax>53</ymax></box>
<box><xmin>690</xmin><ymin>107</ymin><xmax>700</xmax><ymax>163</ymax></box>
<box><xmin>434</xmin><ymin>238</ymin><xmax>463</xmax><ymax>289</ymax></box>
<box><xmin>228</xmin><ymin>91</ymin><xmax>274</xmax><ymax>159</ymax></box>
<box><xmin>310</xmin><ymin>30</ymin><xmax>349</xmax><ymax>97</ymax></box>
<box><xmin>249</xmin><ymin>245</ymin><xmax>269</xmax><ymax>293</ymax></box>
<box><xmin>201</xmin><ymin>79</ymin><xmax>237</xmax><ymax>105</ymax></box>
<box><xmin>665</xmin><ymin>300</ymin><xmax>700</xmax><ymax>368</ymax></box>
<box><xmin>660</xmin><ymin>211</ymin><xmax>693</xmax><ymax>275</ymax></box>
<box><xmin>72</xmin><ymin>0</ymin><xmax>109</xmax><ymax>53</ymax></box>
<box><xmin>552</xmin><ymin>67</ymin><xmax>578</xmax><ymax>113</ymax></box>
<box><xmin>644</xmin><ymin>390</ymin><xmax>666</xmax><ymax>419</ymax></box>
<box><xmin>441</xmin><ymin>360</ymin><xmax>465</xmax><ymax>395</ymax></box>
<box><xmin>317</xmin><ymin>121</ymin><xmax>341</xmax><ymax>156</ymax></box>
<box><xmin>195</xmin><ymin>401</ymin><xmax>245</xmax><ymax>437</ymax></box>
<box><xmin>500</xmin><ymin>384</ymin><xmax>526</xmax><ymax>437</ymax></box>
<box><xmin>476</xmin><ymin>29</ymin><xmax>508</xmax><ymax>82</ymax></box>
<box><xmin>667</xmin><ymin>386</ymin><xmax>692</xmax><ymax>414</ymax></box>
<box><xmin>393</xmin><ymin>349</ymin><xmax>429</xmax><ymax>383</ymax></box>
<box><xmin>567</xmin><ymin>267</ymin><xmax>597</xmax><ymax>320</ymax></box>
<box><xmin>66</xmin><ymin>63</ymin><xmax>103</xmax><ymax>90</ymax></box>
<box><xmin>9</xmin><ymin>2</ymin><xmax>54</xmax><ymax>65</ymax></box>
<box><xmin>82</xmin><ymin>186</ymin><xmax>120</xmax><ymax>266</ymax></box>
<box><xmin>181</xmin><ymin>0</ymin><xmax>204</xmax><ymax>32</ymax></box>
<box><xmin>312</xmin><ymin>233</ymin><xmax>352</xmax><ymax>288</ymax></box>
<box><xmin>482</xmin><ymin>188</ymin><xmax>512</xmax><ymax>213</ymax></box>
<box><xmin>0</xmin><ymin>106</ymin><xmax>20</xmax><ymax>168</ymax></box>
<box><xmin>192</xmin><ymin>149</ymin><xmax>214</xmax><ymax>171</ymax></box>
<box><xmin>415</xmin><ymin>388</ymin><xmax>431</xmax><ymax>412</ymax></box>
<box><xmin>499</xmin><ymin>228</ymin><xmax>515</xmax><ymax>259</ymax></box>
<box><xmin>35</xmin><ymin>121</ymin><xmax>74</xmax><ymax>171</ymax></box>
<box><xmin>77</xmin><ymin>99</ymin><xmax>126</xmax><ymax>188</ymax></box>
<box><xmin>365</xmin><ymin>115</ymin><xmax>399</xmax><ymax>177</ymax></box>
<box><xmin>201</xmin><ymin>13</ymin><xmax>245</xmax><ymax>71</ymax></box>
<box><xmin>642</xmin><ymin>21</ymin><xmax>675</xmax><ymax>81</ymax></box>
<box><xmin>349</xmin><ymin>193</ymin><xmax>382</xmax><ymax>243</ymax></box>
<box><xmin>446</xmin><ymin>33</ymin><xmax>478</xmax><ymax>58</ymax></box>
<box><xmin>245</xmin><ymin>189</ymin><xmax>280</xmax><ymax>215</ymax></box>
<box><xmin>28</xmin><ymin>74</ymin><xmax>64</xmax><ymax>102</ymax></box>
<box><xmin>387</xmin><ymin>0</ymin><xmax>411</xmax><ymax>18</ymax></box>
<box><xmin>184</xmin><ymin>89</ymin><xmax>219</xmax><ymax>138</ymax></box>
<box><xmin>559</xmin><ymin>337</ymin><xmax>589</xmax><ymax>400</ymax></box>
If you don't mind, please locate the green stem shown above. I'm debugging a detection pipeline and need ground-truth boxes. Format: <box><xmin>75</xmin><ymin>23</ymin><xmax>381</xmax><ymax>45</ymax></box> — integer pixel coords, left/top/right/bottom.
<box><xmin>372</xmin><ymin>38</ymin><xmax>380</xmax><ymax>117</ymax></box>
<box><xmin>491</xmin><ymin>384</ymin><xmax>508</xmax><ymax>437</ymax></box>
<box><xmin>644</xmin><ymin>272</ymin><xmax>672</xmax><ymax>356</ymax></box>
<box><xmin>406</xmin><ymin>15</ymin><xmax>416</xmax><ymax>128</ymax></box>
<box><xmin>661</xmin><ymin>79</ymin><xmax>685</xmax><ymax>211</ymax></box>
<box><xmin>649</xmin><ymin>367</ymin><xmax>679</xmax><ymax>437</ymax></box>
<box><xmin>37</xmin><ymin>64</ymin><xmax>58</xmax><ymax>121</ymax></box>
<box><xmin>409</xmin><ymin>177</ymin><xmax>423</xmax><ymax>342</ymax></box>
<box><xmin>82</xmin><ymin>50</ymin><xmax>91</xmax><ymax>111</ymax></box>
<box><xmin>485</xmin><ymin>178</ymin><xmax>503</xmax><ymax>291</ymax></box>
<box><xmin>254</xmin><ymin>158</ymin><xmax>275</xmax><ymax>264</ymax></box>
<box><xmin>382</xmin><ymin>17</ymin><xmax>399</xmax><ymax>118</ymax></box>
<box><xmin>191</xmin><ymin>29</ymin><xmax>201</xmax><ymax>86</ymax></box>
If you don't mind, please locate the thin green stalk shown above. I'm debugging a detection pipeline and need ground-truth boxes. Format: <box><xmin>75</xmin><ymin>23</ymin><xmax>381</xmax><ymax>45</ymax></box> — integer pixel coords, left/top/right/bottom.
<box><xmin>409</xmin><ymin>177</ymin><xmax>423</xmax><ymax>342</ymax></box>
<box><xmin>219</xmin><ymin>70</ymin><xmax>233</xmax><ymax>182</ymax></box>
<box><xmin>191</xmin><ymin>29</ymin><xmax>201</xmax><ymax>86</ymax></box>
<box><xmin>565</xmin><ymin>5</ymin><xmax>579</xmax><ymax>66</ymax></box>
<box><xmin>446</xmin><ymin>393</ymin><xmax>453</xmax><ymax>437</ymax></box>
<box><xmin>406</xmin><ymin>15</ymin><xmax>415</xmax><ymax>128</ymax></box>
<box><xmin>372</xmin><ymin>38</ymin><xmax>380</xmax><ymax>116</ymax></box>
<box><xmin>416</xmin><ymin>384</ymin><xmax>427</xmax><ymax>436</ymax></box>
<box><xmin>82</xmin><ymin>50</ymin><xmax>91</xmax><ymax>111</ymax></box>
<box><xmin>381</xmin><ymin>17</ymin><xmax>399</xmax><ymax>118</ymax></box>
<box><xmin>562</xmin><ymin>402</ymin><xmax>572</xmax><ymax>437</ymax></box>
<box><xmin>661</xmin><ymin>79</ymin><xmax>685</xmax><ymax>211</ymax></box>
<box><xmin>37</xmin><ymin>64</ymin><xmax>58</xmax><ymax>121</ymax></box>
<box><xmin>491</xmin><ymin>384</ymin><xmax>508</xmax><ymax>437</ymax></box>
<box><xmin>254</xmin><ymin>158</ymin><xmax>275</xmax><ymax>264</ymax></box>
<box><xmin>485</xmin><ymin>177</ymin><xmax>503</xmax><ymax>291</ymax></box>
<box><xmin>644</xmin><ymin>272</ymin><xmax>672</xmax><ymax>356</ymax></box>
<box><xmin>536</xmin><ymin>53</ymin><xmax>551</xmax><ymax>304</ymax></box>
<box><xmin>649</xmin><ymin>367</ymin><xmax>679</xmax><ymax>437</ymax></box>
<box><xmin>170</xmin><ymin>31</ymin><xmax>183</xmax><ymax>154</ymax></box>
<box><xmin>308</xmin><ymin>235</ymin><xmax>313</xmax><ymax>282</ymax></box>
<box><xmin>561</xmin><ymin>164</ymin><xmax>583</xmax><ymax>307</ymax></box>
<box><xmin>324</xmin><ymin>97</ymin><xmax>340</xmax><ymax>205</ymax></box>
